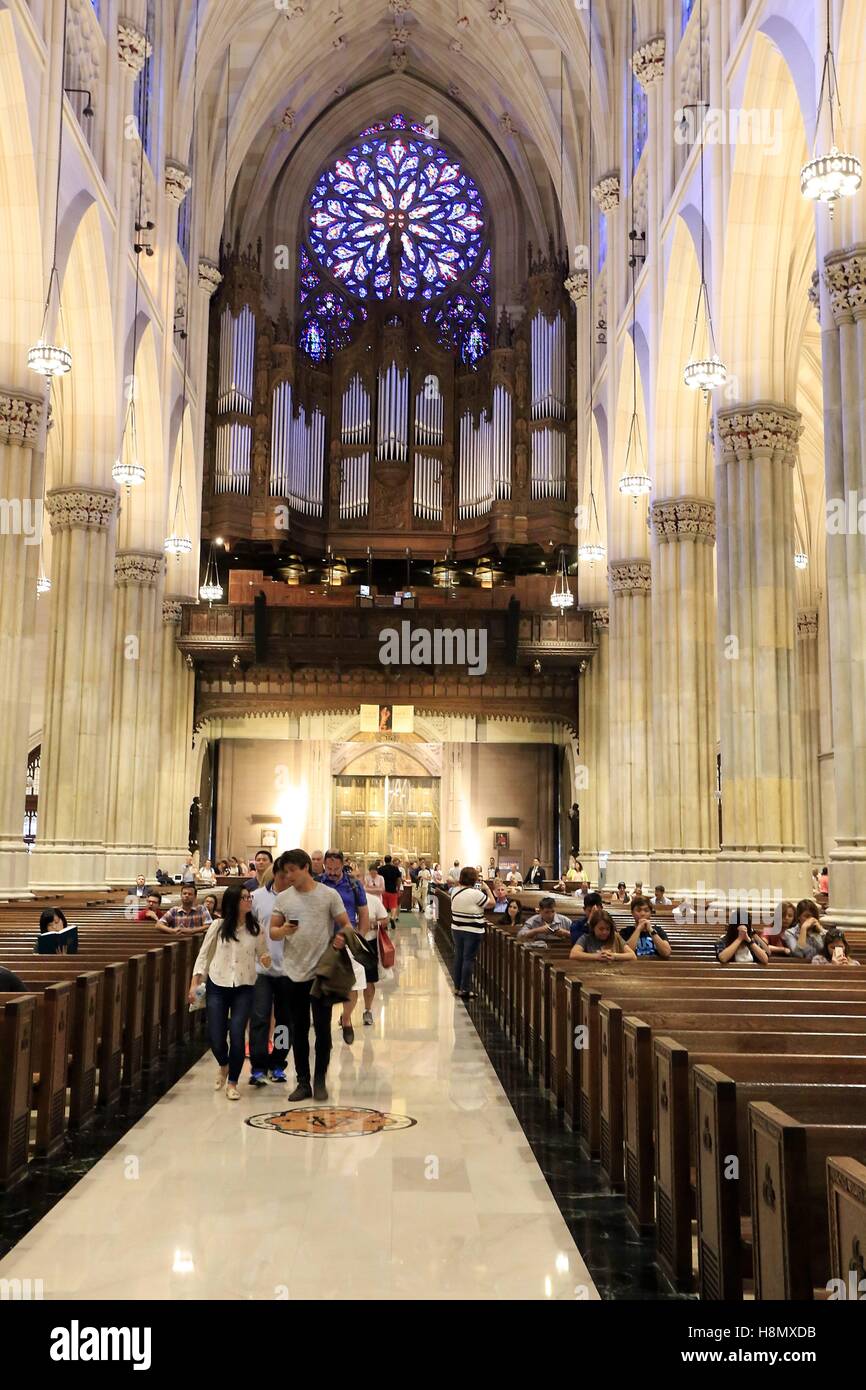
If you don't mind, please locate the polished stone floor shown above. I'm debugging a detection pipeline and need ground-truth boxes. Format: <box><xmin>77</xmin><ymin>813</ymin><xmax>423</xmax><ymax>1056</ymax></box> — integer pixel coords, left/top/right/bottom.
<box><xmin>0</xmin><ymin>911</ymin><xmax>598</xmax><ymax>1300</ymax></box>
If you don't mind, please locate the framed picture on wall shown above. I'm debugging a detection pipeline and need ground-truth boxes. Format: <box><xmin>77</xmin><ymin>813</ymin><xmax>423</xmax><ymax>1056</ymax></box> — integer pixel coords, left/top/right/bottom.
<box><xmin>260</xmin><ymin>829</ymin><xmax>278</xmax><ymax>848</ymax></box>
<box><xmin>494</xmin><ymin>831</ymin><xmax>510</xmax><ymax>850</ymax></box>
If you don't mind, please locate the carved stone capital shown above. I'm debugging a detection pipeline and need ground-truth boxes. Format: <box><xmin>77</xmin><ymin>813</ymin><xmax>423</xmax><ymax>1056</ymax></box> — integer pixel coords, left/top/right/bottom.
<box><xmin>592</xmin><ymin>173</ymin><xmax>620</xmax><ymax>212</ymax></box>
<box><xmin>652</xmin><ymin>496</ymin><xmax>716</xmax><ymax>544</ymax></box>
<box><xmin>198</xmin><ymin>259</ymin><xmax>223</xmax><ymax>296</ymax></box>
<box><xmin>0</xmin><ymin>389</ymin><xmax>44</xmax><ymax>445</ymax></box>
<box><xmin>388</xmin><ymin>0</ymin><xmax>412</xmax><ymax>12</ymax></box>
<box><xmin>164</xmin><ymin>160</ymin><xmax>192</xmax><ymax>205</ymax></box>
<box><xmin>631</xmin><ymin>35</ymin><xmax>665</xmax><ymax>90</ymax></box>
<box><xmin>797</xmin><ymin>609</ymin><xmax>819</xmax><ymax>640</ymax></box>
<box><xmin>45</xmin><ymin>486</ymin><xmax>117</xmax><ymax>533</ymax></box>
<box><xmin>115</xmin><ymin>550</ymin><xmax>164</xmax><ymax>588</ymax></box>
<box><xmin>715</xmin><ymin>402</ymin><xmax>802</xmax><ymax>464</ymax></box>
<box><xmin>163</xmin><ymin>598</ymin><xmax>184</xmax><ymax>624</ymax></box>
<box><xmin>389</xmin><ymin>51</ymin><xmax>408</xmax><ymax>72</ymax></box>
<box><xmin>564</xmin><ymin>270</ymin><xmax>588</xmax><ymax>304</ymax></box>
<box><xmin>609</xmin><ymin>560</ymin><xmax>651</xmax><ymax>594</ymax></box>
<box><xmin>117</xmin><ymin>18</ymin><xmax>151</xmax><ymax>74</ymax></box>
<box><xmin>489</xmin><ymin>2</ymin><xmax>512</xmax><ymax>27</ymax></box>
<box><xmin>591</xmin><ymin>607</ymin><xmax>610</xmax><ymax>630</ymax></box>
<box><xmin>499</xmin><ymin>113</ymin><xmax>517</xmax><ymax>136</ymax></box>
<box><xmin>823</xmin><ymin>244</ymin><xmax>866</xmax><ymax>325</ymax></box>
<box><xmin>808</xmin><ymin>269</ymin><xmax>821</xmax><ymax>325</ymax></box>
<box><xmin>280</xmin><ymin>107</ymin><xmax>296</xmax><ymax>131</ymax></box>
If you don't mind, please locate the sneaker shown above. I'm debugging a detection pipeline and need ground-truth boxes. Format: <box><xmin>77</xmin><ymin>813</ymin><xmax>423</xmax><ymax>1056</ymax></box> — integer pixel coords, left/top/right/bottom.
<box><xmin>269</xmin><ymin>1068</ymin><xmax>287</xmax><ymax>1084</ymax></box>
<box><xmin>362</xmin><ymin>1010</ymin><xmax>373</xmax><ymax>1026</ymax></box>
<box><xmin>248</xmin><ymin>1070</ymin><xmax>267</xmax><ymax>1087</ymax></box>
<box><xmin>288</xmin><ymin>1082</ymin><xmax>313</xmax><ymax>1102</ymax></box>
<box><xmin>226</xmin><ymin>1084</ymin><xmax>240</xmax><ymax>1101</ymax></box>
<box><xmin>342</xmin><ymin>1024</ymin><xmax>355</xmax><ymax>1045</ymax></box>
<box><xmin>313</xmin><ymin>1078</ymin><xmax>328</xmax><ymax>1102</ymax></box>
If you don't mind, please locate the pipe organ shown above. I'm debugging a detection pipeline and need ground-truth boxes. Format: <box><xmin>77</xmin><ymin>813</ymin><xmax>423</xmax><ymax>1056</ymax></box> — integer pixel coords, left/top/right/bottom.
<box><xmin>203</xmin><ymin>238</ymin><xmax>576</xmax><ymax>553</ymax></box>
<box><xmin>215</xmin><ymin>304</ymin><xmax>256</xmax><ymax>494</ymax></box>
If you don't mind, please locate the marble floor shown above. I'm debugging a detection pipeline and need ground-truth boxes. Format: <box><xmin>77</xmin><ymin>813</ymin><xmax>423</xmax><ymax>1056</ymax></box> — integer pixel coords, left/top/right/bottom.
<box><xmin>0</xmin><ymin>912</ymin><xmax>598</xmax><ymax>1300</ymax></box>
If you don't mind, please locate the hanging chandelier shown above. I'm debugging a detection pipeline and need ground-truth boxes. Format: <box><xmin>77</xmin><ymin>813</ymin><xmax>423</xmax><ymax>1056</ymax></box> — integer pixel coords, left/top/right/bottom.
<box><xmin>550</xmin><ymin>550</ymin><xmax>574</xmax><ymax>609</ymax></box>
<box><xmin>578</xmin><ymin>541</ymin><xmax>606</xmax><ymax>565</ymax></box>
<box><xmin>199</xmin><ymin>540</ymin><xmax>224</xmax><ymax>602</ymax></box>
<box><xmin>112</xmin><ymin>390</ymin><xmax>146</xmax><ymax>489</ymax></box>
<box><xmin>36</xmin><ymin>568</ymin><xmax>51</xmax><ymax>596</ymax></box>
<box><xmin>29</xmin><ymin>0</ymin><xmax>72</xmax><ymax>378</ymax></box>
<box><xmin>683</xmin><ymin>0</ymin><xmax>727</xmax><ymax>395</ymax></box>
<box><xmin>801</xmin><ymin>0</ymin><xmax>861</xmax><ymax>214</ymax></box>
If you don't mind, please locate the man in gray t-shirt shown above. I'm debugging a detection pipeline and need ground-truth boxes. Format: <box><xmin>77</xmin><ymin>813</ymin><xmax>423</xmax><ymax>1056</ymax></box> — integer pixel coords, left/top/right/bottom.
<box><xmin>269</xmin><ymin>849</ymin><xmax>350</xmax><ymax>1102</ymax></box>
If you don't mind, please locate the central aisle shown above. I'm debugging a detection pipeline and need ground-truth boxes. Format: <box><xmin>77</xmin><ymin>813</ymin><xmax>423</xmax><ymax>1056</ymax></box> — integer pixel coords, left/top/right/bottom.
<box><xmin>0</xmin><ymin>914</ymin><xmax>597</xmax><ymax>1300</ymax></box>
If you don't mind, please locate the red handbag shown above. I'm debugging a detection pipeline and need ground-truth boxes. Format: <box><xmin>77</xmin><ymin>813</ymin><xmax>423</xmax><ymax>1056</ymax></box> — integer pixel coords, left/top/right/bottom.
<box><xmin>377</xmin><ymin>924</ymin><xmax>396</xmax><ymax>969</ymax></box>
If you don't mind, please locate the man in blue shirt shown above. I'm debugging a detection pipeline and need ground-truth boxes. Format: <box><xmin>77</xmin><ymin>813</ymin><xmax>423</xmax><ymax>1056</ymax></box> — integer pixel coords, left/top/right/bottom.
<box><xmin>318</xmin><ymin>849</ymin><xmax>370</xmax><ymax>1044</ymax></box>
<box><xmin>568</xmin><ymin>890</ymin><xmax>604</xmax><ymax>946</ymax></box>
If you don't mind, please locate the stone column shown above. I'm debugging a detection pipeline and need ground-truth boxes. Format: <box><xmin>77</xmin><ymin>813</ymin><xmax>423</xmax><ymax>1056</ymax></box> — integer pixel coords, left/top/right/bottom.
<box><xmin>0</xmin><ymin>389</ymin><xmax>46</xmax><ymax>895</ymax></box>
<box><xmin>820</xmin><ymin>246</ymin><xmax>866</xmax><ymax>925</ymax></box>
<box><xmin>30</xmin><ymin>486</ymin><xmax>118</xmax><ymax>890</ymax></box>
<box><xmin>796</xmin><ymin>609</ymin><xmax>823</xmax><ymax>865</ymax></box>
<box><xmin>714</xmin><ymin>403</ymin><xmax>810</xmax><ymax>899</ymax></box>
<box><xmin>154</xmin><ymin>598</ymin><xmax>195</xmax><ymax>865</ymax></box>
<box><xmin>103</xmin><ymin>551</ymin><xmax>165</xmax><ymax>881</ymax></box>
<box><xmin>577</xmin><ymin>607</ymin><xmax>610</xmax><ymax>880</ymax></box>
<box><xmin>607</xmin><ymin>561</ymin><xmax>652</xmax><ymax>884</ymax></box>
<box><xmin>650</xmin><ymin>498</ymin><xmax>719</xmax><ymax>890</ymax></box>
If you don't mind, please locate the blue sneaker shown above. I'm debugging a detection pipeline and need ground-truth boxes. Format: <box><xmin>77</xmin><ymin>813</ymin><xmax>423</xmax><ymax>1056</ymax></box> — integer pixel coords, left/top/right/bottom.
<box><xmin>269</xmin><ymin>1068</ymin><xmax>287</xmax><ymax>1084</ymax></box>
<box><xmin>248</xmin><ymin>1070</ymin><xmax>267</xmax><ymax>1087</ymax></box>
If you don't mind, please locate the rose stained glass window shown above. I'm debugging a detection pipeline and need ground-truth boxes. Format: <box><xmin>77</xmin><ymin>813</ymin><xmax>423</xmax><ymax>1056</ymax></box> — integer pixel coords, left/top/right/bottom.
<box><xmin>300</xmin><ymin>115</ymin><xmax>491</xmax><ymax>365</ymax></box>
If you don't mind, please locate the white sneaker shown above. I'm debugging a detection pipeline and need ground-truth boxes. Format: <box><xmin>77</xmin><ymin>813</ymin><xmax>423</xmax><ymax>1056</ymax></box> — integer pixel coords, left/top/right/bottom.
<box><xmin>226</xmin><ymin>1084</ymin><xmax>240</xmax><ymax>1101</ymax></box>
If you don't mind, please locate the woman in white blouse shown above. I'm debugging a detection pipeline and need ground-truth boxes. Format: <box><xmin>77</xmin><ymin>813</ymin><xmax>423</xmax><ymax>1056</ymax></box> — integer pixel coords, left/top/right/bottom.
<box><xmin>189</xmin><ymin>884</ymin><xmax>271</xmax><ymax>1100</ymax></box>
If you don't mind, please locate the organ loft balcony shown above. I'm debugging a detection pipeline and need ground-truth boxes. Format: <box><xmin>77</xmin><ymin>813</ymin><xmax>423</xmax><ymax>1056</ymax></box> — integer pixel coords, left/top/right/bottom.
<box><xmin>178</xmin><ymin>570</ymin><xmax>596</xmax><ymax>731</ymax></box>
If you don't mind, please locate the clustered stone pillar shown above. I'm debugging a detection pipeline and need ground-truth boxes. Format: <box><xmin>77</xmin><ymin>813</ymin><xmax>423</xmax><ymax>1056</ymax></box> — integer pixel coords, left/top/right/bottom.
<box><xmin>578</xmin><ymin>607</ymin><xmax>610</xmax><ymax>878</ymax></box>
<box><xmin>154</xmin><ymin>598</ymin><xmax>195</xmax><ymax>866</ymax></box>
<box><xmin>30</xmin><ymin>485</ymin><xmax>118</xmax><ymax>890</ymax></box>
<box><xmin>796</xmin><ymin>609</ymin><xmax>823</xmax><ymax>865</ymax></box>
<box><xmin>0</xmin><ymin>389</ymin><xmax>45</xmax><ymax>895</ymax></box>
<box><xmin>103</xmin><ymin>551</ymin><xmax>165</xmax><ymax>881</ymax></box>
<box><xmin>650</xmin><ymin>497</ymin><xmax>719</xmax><ymax>889</ymax></box>
<box><xmin>821</xmin><ymin>246</ymin><xmax>866</xmax><ymax>927</ymax></box>
<box><xmin>714</xmin><ymin>403</ymin><xmax>810</xmax><ymax>899</ymax></box>
<box><xmin>607</xmin><ymin>560</ymin><xmax>652</xmax><ymax>884</ymax></box>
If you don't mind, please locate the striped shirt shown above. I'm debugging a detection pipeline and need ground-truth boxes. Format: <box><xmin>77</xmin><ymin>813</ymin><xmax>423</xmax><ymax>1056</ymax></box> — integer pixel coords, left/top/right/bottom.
<box><xmin>449</xmin><ymin>885</ymin><xmax>488</xmax><ymax>935</ymax></box>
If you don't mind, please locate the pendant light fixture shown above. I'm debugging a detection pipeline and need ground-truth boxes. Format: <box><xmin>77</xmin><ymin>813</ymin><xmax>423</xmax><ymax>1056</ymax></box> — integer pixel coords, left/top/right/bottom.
<box><xmin>28</xmin><ymin>0</ymin><xmax>72</xmax><ymax>377</ymax></box>
<box><xmin>165</xmin><ymin>0</ymin><xmax>201</xmax><ymax>561</ymax></box>
<box><xmin>578</xmin><ymin>1</ymin><xmax>606</xmax><ymax>566</ymax></box>
<box><xmin>683</xmin><ymin>0</ymin><xmax>727</xmax><ymax>395</ymax></box>
<box><xmin>801</xmin><ymin>0</ymin><xmax>861</xmax><ymax>214</ymax></box>
<box><xmin>550</xmin><ymin>548</ymin><xmax>574</xmax><ymax>609</ymax></box>
<box><xmin>199</xmin><ymin>539</ymin><xmax>224</xmax><ymax>602</ymax></box>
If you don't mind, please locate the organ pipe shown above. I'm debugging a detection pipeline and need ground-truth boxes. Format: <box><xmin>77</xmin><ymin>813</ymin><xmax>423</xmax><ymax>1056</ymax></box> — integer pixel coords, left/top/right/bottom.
<box><xmin>531</xmin><ymin>426</ymin><xmax>566</xmax><ymax>501</ymax></box>
<box><xmin>530</xmin><ymin>312</ymin><xmax>566</xmax><ymax>422</ymax></box>
<box><xmin>377</xmin><ymin>364</ymin><xmax>408</xmax><ymax>461</ymax></box>
<box><xmin>269</xmin><ymin>381</ymin><xmax>325</xmax><ymax>515</ymax></box>
<box><xmin>458</xmin><ymin>410</ymin><xmax>494</xmax><ymax>518</ymax></box>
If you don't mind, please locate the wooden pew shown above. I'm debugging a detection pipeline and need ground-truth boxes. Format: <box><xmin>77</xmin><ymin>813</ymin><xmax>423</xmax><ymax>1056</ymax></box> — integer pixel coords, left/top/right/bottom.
<box><xmin>747</xmin><ymin>1101</ymin><xmax>866</xmax><ymax>1298</ymax></box>
<box><xmin>693</xmin><ymin>1061</ymin><xmax>866</xmax><ymax>1299</ymax></box>
<box><xmin>827</xmin><ymin>1156</ymin><xmax>866</xmax><ymax>1300</ymax></box>
<box><xmin>0</xmin><ymin>994</ymin><xmax>35</xmax><ymax>1189</ymax></box>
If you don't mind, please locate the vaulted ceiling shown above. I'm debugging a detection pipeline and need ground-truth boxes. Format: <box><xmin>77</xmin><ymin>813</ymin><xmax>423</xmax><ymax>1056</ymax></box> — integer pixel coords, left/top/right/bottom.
<box><xmin>168</xmin><ymin>0</ymin><xmax>625</xmax><ymax>261</ymax></box>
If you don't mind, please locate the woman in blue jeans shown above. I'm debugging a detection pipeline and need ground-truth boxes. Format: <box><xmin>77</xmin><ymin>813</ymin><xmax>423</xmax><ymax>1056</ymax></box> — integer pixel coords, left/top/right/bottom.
<box><xmin>189</xmin><ymin>885</ymin><xmax>271</xmax><ymax>1100</ymax></box>
<box><xmin>450</xmin><ymin>867</ymin><xmax>495</xmax><ymax>999</ymax></box>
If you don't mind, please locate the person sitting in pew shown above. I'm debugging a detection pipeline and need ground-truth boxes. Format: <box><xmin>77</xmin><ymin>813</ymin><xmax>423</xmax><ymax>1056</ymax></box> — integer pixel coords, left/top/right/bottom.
<box><xmin>128</xmin><ymin>874</ymin><xmax>149</xmax><ymax>899</ymax></box>
<box><xmin>136</xmin><ymin>891</ymin><xmax>163</xmax><ymax>923</ymax></box>
<box><xmin>0</xmin><ymin>965</ymin><xmax>27</xmax><ymax>991</ymax></box>
<box><xmin>36</xmin><ymin>907</ymin><xmax>72</xmax><ymax>953</ymax></box>
<box><xmin>819</xmin><ymin>865</ymin><xmax>829</xmax><ymax>895</ymax></box>
<box><xmin>158</xmin><ymin>884</ymin><xmax>212</xmax><ymax>934</ymax></box>
<box><xmin>489</xmin><ymin>880</ymin><xmax>510</xmax><ymax>913</ymax></box>
<box><xmin>503</xmin><ymin>898</ymin><xmax>523</xmax><ymax>929</ymax></box>
<box><xmin>782</xmin><ymin>899</ymin><xmax>826</xmax><ymax>961</ymax></box>
<box><xmin>630</xmin><ymin>881</ymin><xmax>645</xmax><ymax>903</ymax></box>
<box><xmin>759</xmin><ymin>899</ymin><xmax>794</xmax><ymax>957</ymax></box>
<box><xmin>813</xmin><ymin>928</ymin><xmax>861</xmax><ymax>967</ymax></box>
<box><xmin>715</xmin><ymin>909</ymin><xmax>769</xmax><ymax>964</ymax></box>
<box><xmin>652</xmin><ymin>885</ymin><xmax>672</xmax><ymax>907</ymax></box>
<box><xmin>620</xmin><ymin>896</ymin><xmax>672</xmax><ymax>959</ymax></box>
<box><xmin>568</xmin><ymin>890</ymin><xmax>604</xmax><ymax>945</ymax></box>
<box><xmin>517</xmin><ymin>896</ymin><xmax>572</xmax><ymax>945</ymax></box>
<box><xmin>612</xmin><ymin>881</ymin><xmax>629</xmax><ymax>903</ymax></box>
<box><xmin>570</xmin><ymin>910</ymin><xmax>636</xmax><ymax>962</ymax></box>
<box><xmin>203</xmin><ymin>893</ymin><xmax>218</xmax><ymax>920</ymax></box>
